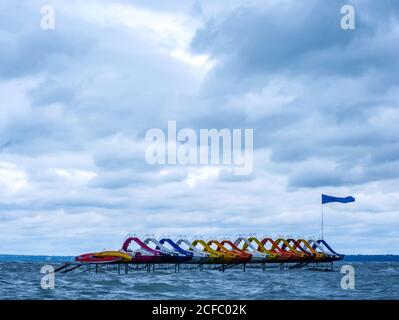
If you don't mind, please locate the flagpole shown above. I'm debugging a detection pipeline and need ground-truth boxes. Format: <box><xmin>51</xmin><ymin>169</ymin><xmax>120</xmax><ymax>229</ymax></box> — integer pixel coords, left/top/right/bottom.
<box><xmin>321</xmin><ymin>198</ymin><xmax>324</xmax><ymax>241</ymax></box>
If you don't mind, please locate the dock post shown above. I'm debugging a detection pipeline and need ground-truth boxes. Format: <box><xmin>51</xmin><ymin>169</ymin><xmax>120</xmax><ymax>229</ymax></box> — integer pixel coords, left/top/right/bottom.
<box><xmin>262</xmin><ymin>263</ymin><xmax>265</xmax><ymax>272</ymax></box>
<box><xmin>95</xmin><ymin>264</ymin><xmax>98</xmax><ymax>274</ymax></box>
<box><xmin>243</xmin><ymin>264</ymin><xmax>246</xmax><ymax>272</ymax></box>
<box><xmin>125</xmin><ymin>264</ymin><xmax>128</xmax><ymax>274</ymax></box>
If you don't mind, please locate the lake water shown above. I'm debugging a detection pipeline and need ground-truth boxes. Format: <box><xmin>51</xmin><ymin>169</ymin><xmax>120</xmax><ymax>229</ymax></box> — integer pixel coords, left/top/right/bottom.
<box><xmin>0</xmin><ymin>259</ymin><xmax>398</xmax><ymax>299</ymax></box>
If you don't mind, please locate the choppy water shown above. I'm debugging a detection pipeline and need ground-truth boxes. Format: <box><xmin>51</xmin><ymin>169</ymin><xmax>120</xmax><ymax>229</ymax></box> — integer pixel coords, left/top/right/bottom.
<box><xmin>0</xmin><ymin>261</ymin><xmax>398</xmax><ymax>299</ymax></box>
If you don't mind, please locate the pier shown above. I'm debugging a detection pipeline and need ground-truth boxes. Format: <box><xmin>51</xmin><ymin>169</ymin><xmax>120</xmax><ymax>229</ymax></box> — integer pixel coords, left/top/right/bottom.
<box><xmin>55</xmin><ymin>259</ymin><xmax>338</xmax><ymax>274</ymax></box>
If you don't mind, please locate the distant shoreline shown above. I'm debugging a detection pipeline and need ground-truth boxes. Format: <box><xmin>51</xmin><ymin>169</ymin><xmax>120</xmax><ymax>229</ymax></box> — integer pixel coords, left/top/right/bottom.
<box><xmin>343</xmin><ymin>255</ymin><xmax>399</xmax><ymax>262</ymax></box>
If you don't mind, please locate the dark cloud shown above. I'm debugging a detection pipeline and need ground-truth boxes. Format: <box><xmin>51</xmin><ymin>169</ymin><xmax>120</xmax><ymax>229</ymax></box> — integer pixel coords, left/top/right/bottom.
<box><xmin>0</xmin><ymin>29</ymin><xmax>93</xmax><ymax>79</ymax></box>
<box><xmin>187</xmin><ymin>0</ymin><xmax>399</xmax><ymax>188</ymax></box>
<box><xmin>191</xmin><ymin>0</ymin><xmax>398</xmax><ymax>78</ymax></box>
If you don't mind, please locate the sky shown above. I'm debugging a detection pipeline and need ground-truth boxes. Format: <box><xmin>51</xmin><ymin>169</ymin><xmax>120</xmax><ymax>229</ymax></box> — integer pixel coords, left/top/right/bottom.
<box><xmin>0</xmin><ymin>0</ymin><xmax>398</xmax><ymax>255</ymax></box>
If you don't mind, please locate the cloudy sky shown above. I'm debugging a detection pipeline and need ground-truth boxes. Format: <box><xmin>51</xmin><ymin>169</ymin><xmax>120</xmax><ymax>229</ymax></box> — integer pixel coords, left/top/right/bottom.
<box><xmin>1</xmin><ymin>0</ymin><xmax>398</xmax><ymax>255</ymax></box>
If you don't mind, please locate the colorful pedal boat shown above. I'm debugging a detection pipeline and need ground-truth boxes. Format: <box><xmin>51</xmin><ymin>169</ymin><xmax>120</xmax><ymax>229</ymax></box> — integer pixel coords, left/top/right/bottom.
<box><xmin>122</xmin><ymin>237</ymin><xmax>163</xmax><ymax>263</ymax></box>
<box><xmin>74</xmin><ymin>237</ymin><xmax>344</xmax><ymax>264</ymax></box>
<box><xmin>144</xmin><ymin>238</ymin><xmax>192</xmax><ymax>263</ymax></box>
<box><xmin>75</xmin><ymin>251</ymin><xmax>131</xmax><ymax>263</ymax></box>
<box><xmin>175</xmin><ymin>239</ymin><xmax>211</xmax><ymax>263</ymax></box>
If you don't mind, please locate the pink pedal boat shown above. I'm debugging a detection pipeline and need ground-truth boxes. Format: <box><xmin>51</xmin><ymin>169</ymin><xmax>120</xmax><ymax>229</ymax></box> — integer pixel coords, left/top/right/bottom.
<box><xmin>121</xmin><ymin>237</ymin><xmax>163</xmax><ymax>263</ymax></box>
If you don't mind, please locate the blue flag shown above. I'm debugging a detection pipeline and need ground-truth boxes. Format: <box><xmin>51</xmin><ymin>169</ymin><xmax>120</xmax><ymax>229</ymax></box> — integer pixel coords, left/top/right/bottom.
<box><xmin>322</xmin><ymin>194</ymin><xmax>355</xmax><ymax>204</ymax></box>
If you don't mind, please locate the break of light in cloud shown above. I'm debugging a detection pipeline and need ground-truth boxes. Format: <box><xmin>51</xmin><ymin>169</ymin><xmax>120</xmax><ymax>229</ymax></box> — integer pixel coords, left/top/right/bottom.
<box><xmin>56</xmin><ymin>0</ymin><xmax>214</xmax><ymax>69</ymax></box>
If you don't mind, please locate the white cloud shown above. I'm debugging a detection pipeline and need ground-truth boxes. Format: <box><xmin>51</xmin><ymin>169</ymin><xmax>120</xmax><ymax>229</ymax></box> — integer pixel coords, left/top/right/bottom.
<box><xmin>227</xmin><ymin>79</ymin><xmax>298</xmax><ymax>121</ymax></box>
<box><xmin>53</xmin><ymin>168</ymin><xmax>97</xmax><ymax>181</ymax></box>
<box><xmin>0</xmin><ymin>162</ymin><xmax>28</xmax><ymax>193</ymax></box>
<box><xmin>186</xmin><ymin>166</ymin><xmax>220</xmax><ymax>187</ymax></box>
<box><xmin>170</xmin><ymin>49</ymin><xmax>215</xmax><ymax>69</ymax></box>
<box><xmin>57</xmin><ymin>0</ymin><xmax>214</xmax><ymax>71</ymax></box>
